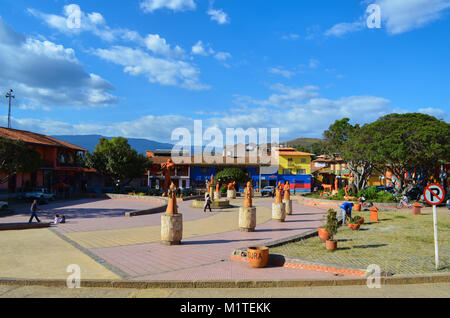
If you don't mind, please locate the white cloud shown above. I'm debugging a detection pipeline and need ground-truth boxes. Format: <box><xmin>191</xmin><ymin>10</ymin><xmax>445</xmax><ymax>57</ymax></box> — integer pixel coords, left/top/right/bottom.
<box><xmin>269</xmin><ymin>67</ymin><xmax>295</xmax><ymax>78</ymax></box>
<box><xmin>28</xmin><ymin>5</ymin><xmax>117</xmax><ymax>42</ymax></box>
<box><xmin>191</xmin><ymin>40</ymin><xmax>216</xmax><ymax>57</ymax></box>
<box><xmin>93</xmin><ymin>46</ymin><xmax>209</xmax><ymax>90</ymax></box>
<box><xmin>214</xmin><ymin>52</ymin><xmax>232</xmax><ymax>61</ymax></box>
<box><xmin>325</xmin><ymin>0</ymin><xmax>450</xmax><ymax>37</ymax></box>
<box><xmin>4</xmin><ymin>82</ymin><xmax>445</xmax><ymax>142</ymax></box>
<box><xmin>191</xmin><ymin>40</ymin><xmax>209</xmax><ymax>56</ymax></box>
<box><xmin>0</xmin><ymin>18</ymin><xmax>116</xmax><ymax>108</ymax></box>
<box><xmin>207</xmin><ymin>8</ymin><xmax>230</xmax><ymax>24</ymax></box>
<box><xmin>418</xmin><ymin>107</ymin><xmax>448</xmax><ymax>119</ymax></box>
<box><xmin>325</xmin><ymin>21</ymin><xmax>365</xmax><ymax>37</ymax></box>
<box><xmin>375</xmin><ymin>0</ymin><xmax>450</xmax><ymax>34</ymax></box>
<box><xmin>144</xmin><ymin>34</ymin><xmax>185</xmax><ymax>58</ymax></box>
<box><xmin>140</xmin><ymin>0</ymin><xmax>196</xmax><ymax>13</ymax></box>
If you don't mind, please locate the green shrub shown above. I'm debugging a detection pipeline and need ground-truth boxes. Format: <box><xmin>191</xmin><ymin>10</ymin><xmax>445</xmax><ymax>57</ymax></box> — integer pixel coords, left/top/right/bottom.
<box><xmin>325</xmin><ymin>209</ymin><xmax>339</xmax><ymax>240</ymax></box>
<box><xmin>357</xmin><ymin>186</ymin><xmax>378</xmax><ymax>200</ymax></box>
<box><xmin>220</xmin><ymin>185</ymin><xmax>228</xmax><ymax>194</ymax></box>
<box><xmin>376</xmin><ymin>191</ymin><xmax>397</xmax><ymax>203</ymax></box>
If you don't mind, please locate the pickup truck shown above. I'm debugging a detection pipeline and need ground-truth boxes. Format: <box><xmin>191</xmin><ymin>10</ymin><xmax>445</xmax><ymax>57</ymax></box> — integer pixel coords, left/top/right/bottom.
<box><xmin>260</xmin><ymin>186</ymin><xmax>275</xmax><ymax>197</ymax></box>
<box><xmin>25</xmin><ymin>189</ymin><xmax>56</xmax><ymax>202</ymax></box>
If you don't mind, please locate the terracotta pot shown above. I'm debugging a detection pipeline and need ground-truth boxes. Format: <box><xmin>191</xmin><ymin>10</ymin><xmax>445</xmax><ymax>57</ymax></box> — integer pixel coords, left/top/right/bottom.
<box><xmin>353</xmin><ymin>203</ymin><xmax>361</xmax><ymax>211</ymax></box>
<box><xmin>318</xmin><ymin>227</ymin><xmax>330</xmax><ymax>242</ymax></box>
<box><xmin>247</xmin><ymin>246</ymin><xmax>269</xmax><ymax>268</ymax></box>
<box><xmin>326</xmin><ymin>240</ymin><xmax>337</xmax><ymax>251</ymax></box>
<box><xmin>358</xmin><ymin>217</ymin><xmax>365</xmax><ymax>225</ymax></box>
<box><xmin>348</xmin><ymin>223</ymin><xmax>361</xmax><ymax>231</ymax></box>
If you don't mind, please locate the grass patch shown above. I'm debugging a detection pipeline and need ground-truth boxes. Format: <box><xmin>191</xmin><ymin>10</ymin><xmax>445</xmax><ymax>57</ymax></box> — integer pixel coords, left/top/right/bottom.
<box><xmin>271</xmin><ymin>211</ymin><xmax>450</xmax><ymax>275</ymax></box>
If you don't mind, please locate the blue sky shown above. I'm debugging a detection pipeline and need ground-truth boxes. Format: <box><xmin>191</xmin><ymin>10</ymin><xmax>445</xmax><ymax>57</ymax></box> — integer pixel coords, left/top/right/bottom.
<box><xmin>0</xmin><ymin>0</ymin><xmax>449</xmax><ymax>142</ymax></box>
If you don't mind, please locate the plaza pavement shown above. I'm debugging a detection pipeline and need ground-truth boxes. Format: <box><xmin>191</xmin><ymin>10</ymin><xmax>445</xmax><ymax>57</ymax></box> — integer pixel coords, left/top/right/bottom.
<box><xmin>0</xmin><ymin>196</ymin><xmax>361</xmax><ymax>282</ymax></box>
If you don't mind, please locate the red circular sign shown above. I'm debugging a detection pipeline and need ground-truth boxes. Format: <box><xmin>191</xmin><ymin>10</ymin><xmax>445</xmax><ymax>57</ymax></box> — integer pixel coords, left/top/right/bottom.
<box><xmin>423</xmin><ymin>183</ymin><xmax>445</xmax><ymax>206</ymax></box>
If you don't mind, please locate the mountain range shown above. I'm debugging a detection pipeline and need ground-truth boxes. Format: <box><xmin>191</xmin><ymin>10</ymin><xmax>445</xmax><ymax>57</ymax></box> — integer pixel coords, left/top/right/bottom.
<box><xmin>52</xmin><ymin>135</ymin><xmax>173</xmax><ymax>154</ymax></box>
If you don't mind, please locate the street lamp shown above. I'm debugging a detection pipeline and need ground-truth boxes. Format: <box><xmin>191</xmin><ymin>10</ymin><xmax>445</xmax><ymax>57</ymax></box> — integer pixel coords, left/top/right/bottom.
<box><xmin>5</xmin><ymin>89</ymin><xmax>15</xmax><ymax>129</ymax></box>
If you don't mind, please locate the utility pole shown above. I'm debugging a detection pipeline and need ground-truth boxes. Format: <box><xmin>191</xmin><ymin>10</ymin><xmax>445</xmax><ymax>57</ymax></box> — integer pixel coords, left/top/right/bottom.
<box><xmin>5</xmin><ymin>89</ymin><xmax>15</xmax><ymax>129</ymax></box>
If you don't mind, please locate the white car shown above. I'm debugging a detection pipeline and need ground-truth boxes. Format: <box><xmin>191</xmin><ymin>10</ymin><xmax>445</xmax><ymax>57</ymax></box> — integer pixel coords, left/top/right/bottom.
<box><xmin>25</xmin><ymin>188</ymin><xmax>56</xmax><ymax>201</ymax></box>
<box><xmin>0</xmin><ymin>201</ymin><xmax>8</xmax><ymax>210</ymax></box>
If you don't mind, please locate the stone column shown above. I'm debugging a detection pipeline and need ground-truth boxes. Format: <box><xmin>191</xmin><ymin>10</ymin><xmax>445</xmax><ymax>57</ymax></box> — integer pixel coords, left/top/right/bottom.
<box><xmin>161</xmin><ymin>213</ymin><xmax>183</xmax><ymax>245</ymax></box>
<box><xmin>214</xmin><ymin>191</ymin><xmax>221</xmax><ymax>201</ymax></box>
<box><xmin>227</xmin><ymin>189</ymin><xmax>236</xmax><ymax>199</ymax></box>
<box><xmin>272</xmin><ymin>202</ymin><xmax>286</xmax><ymax>222</ymax></box>
<box><xmin>283</xmin><ymin>199</ymin><xmax>292</xmax><ymax>215</ymax></box>
<box><xmin>239</xmin><ymin>207</ymin><xmax>257</xmax><ymax>232</ymax></box>
<box><xmin>209</xmin><ymin>186</ymin><xmax>214</xmax><ymax>201</ymax></box>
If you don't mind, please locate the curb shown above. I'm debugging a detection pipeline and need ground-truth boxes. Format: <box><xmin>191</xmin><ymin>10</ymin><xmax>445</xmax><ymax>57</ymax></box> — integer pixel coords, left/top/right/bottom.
<box><xmin>0</xmin><ymin>274</ymin><xmax>449</xmax><ymax>289</ymax></box>
<box><xmin>230</xmin><ymin>254</ymin><xmax>367</xmax><ymax>277</ymax></box>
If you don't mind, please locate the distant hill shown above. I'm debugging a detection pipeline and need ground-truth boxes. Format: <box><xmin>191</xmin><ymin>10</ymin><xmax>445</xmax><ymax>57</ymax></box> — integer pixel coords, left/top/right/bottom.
<box><xmin>284</xmin><ymin>138</ymin><xmax>322</xmax><ymax>147</ymax></box>
<box><xmin>51</xmin><ymin>135</ymin><xmax>173</xmax><ymax>154</ymax></box>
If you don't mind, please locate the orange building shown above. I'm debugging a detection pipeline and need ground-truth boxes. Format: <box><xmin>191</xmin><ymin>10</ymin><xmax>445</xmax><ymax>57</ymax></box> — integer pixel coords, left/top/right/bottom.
<box><xmin>0</xmin><ymin>128</ymin><xmax>89</xmax><ymax>196</ymax></box>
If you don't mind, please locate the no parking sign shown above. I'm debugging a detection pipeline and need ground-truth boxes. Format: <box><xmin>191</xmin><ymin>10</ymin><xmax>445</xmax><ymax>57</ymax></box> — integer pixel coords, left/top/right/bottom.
<box><xmin>423</xmin><ymin>183</ymin><xmax>445</xmax><ymax>270</ymax></box>
<box><xmin>424</xmin><ymin>183</ymin><xmax>445</xmax><ymax>206</ymax></box>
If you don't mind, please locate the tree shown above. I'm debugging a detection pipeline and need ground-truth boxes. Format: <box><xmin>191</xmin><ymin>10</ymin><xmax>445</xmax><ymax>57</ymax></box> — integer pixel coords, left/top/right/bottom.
<box><xmin>358</xmin><ymin>113</ymin><xmax>450</xmax><ymax>189</ymax></box>
<box><xmin>323</xmin><ymin>118</ymin><xmax>359</xmax><ymax>155</ymax></box>
<box><xmin>85</xmin><ymin>137</ymin><xmax>152</xmax><ymax>190</ymax></box>
<box><xmin>323</xmin><ymin>119</ymin><xmax>373</xmax><ymax>192</ymax></box>
<box><xmin>215</xmin><ymin>168</ymin><xmax>247</xmax><ymax>185</ymax></box>
<box><xmin>0</xmin><ymin>137</ymin><xmax>42</xmax><ymax>185</ymax></box>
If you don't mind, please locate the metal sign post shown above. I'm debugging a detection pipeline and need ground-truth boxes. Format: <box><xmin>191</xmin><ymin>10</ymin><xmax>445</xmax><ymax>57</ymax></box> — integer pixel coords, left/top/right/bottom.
<box><xmin>423</xmin><ymin>183</ymin><xmax>445</xmax><ymax>270</ymax></box>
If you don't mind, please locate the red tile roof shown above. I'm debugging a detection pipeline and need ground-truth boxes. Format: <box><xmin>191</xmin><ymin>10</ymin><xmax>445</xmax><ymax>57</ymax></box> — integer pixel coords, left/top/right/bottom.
<box><xmin>0</xmin><ymin>127</ymin><xmax>87</xmax><ymax>152</ymax></box>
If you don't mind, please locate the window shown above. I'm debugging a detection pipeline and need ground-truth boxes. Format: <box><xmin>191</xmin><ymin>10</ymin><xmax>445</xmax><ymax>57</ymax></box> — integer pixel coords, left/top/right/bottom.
<box><xmin>301</xmin><ymin>158</ymin><xmax>306</xmax><ymax>163</ymax></box>
<box><xmin>297</xmin><ymin>169</ymin><xmax>306</xmax><ymax>175</ymax></box>
<box><xmin>283</xmin><ymin>169</ymin><xmax>292</xmax><ymax>175</ymax></box>
<box><xmin>288</xmin><ymin>158</ymin><xmax>294</xmax><ymax>167</ymax></box>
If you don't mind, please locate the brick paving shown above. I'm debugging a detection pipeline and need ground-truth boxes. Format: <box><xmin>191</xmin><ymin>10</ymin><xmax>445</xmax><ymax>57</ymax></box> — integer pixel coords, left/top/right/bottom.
<box><xmin>87</xmin><ymin>199</ymin><xmax>332</xmax><ymax>280</ymax></box>
<box><xmin>1</xmin><ymin>196</ymin><xmax>359</xmax><ymax>281</ymax></box>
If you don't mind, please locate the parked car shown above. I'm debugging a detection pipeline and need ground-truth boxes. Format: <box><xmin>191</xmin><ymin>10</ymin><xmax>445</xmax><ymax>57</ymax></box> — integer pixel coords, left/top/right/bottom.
<box><xmin>447</xmin><ymin>199</ymin><xmax>450</xmax><ymax>210</ymax></box>
<box><xmin>376</xmin><ymin>186</ymin><xmax>395</xmax><ymax>194</ymax></box>
<box><xmin>0</xmin><ymin>201</ymin><xmax>8</xmax><ymax>210</ymax></box>
<box><xmin>260</xmin><ymin>186</ymin><xmax>275</xmax><ymax>197</ymax></box>
<box><xmin>25</xmin><ymin>188</ymin><xmax>56</xmax><ymax>202</ymax></box>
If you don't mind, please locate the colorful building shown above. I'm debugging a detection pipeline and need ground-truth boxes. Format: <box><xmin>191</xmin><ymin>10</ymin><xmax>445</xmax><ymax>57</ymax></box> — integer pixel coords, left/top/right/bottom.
<box><xmin>276</xmin><ymin>148</ymin><xmax>314</xmax><ymax>193</ymax></box>
<box><xmin>0</xmin><ymin>128</ymin><xmax>89</xmax><ymax>197</ymax></box>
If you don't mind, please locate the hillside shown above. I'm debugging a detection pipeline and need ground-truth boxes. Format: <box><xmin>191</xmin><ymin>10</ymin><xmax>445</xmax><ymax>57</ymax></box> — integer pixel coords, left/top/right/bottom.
<box><xmin>284</xmin><ymin>138</ymin><xmax>322</xmax><ymax>147</ymax></box>
<box><xmin>51</xmin><ymin>135</ymin><xmax>173</xmax><ymax>154</ymax></box>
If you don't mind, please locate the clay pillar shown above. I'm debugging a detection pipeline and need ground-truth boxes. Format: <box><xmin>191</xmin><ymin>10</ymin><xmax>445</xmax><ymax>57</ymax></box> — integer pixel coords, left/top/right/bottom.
<box><xmin>370</xmin><ymin>206</ymin><xmax>379</xmax><ymax>222</ymax></box>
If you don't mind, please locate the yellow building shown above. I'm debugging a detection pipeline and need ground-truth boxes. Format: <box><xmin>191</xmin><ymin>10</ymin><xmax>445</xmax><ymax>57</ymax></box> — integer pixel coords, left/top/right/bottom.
<box><xmin>277</xmin><ymin>148</ymin><xmax>314</xmax><ymax>192</ymax></box>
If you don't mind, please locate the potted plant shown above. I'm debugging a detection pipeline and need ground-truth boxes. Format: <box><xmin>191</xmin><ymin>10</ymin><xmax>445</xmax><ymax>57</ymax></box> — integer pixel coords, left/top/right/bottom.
<box><xmin>318</xmin><ymin>227</ymin><xmax>330</xmax><ymax>242</ymax></box>
<box><xmin>347</xmin><ymin>216</ymin><xmax>361</xmax><ymax>231</ymax></box>
<box><xmin>353</xmin><ymin>215</ymin><xmax>364</xmax><ymax>225</ymax></box>
<box><xmin>325</xmin><ymin>209</ymin><xmax>339</xmax><ymax>251</ymax></box>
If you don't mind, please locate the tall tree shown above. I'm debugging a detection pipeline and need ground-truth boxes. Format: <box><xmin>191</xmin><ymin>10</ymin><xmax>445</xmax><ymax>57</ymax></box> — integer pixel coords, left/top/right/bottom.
<box><xmin>359</xmin><ymin>113</ymin><xmax>450</xmax><ymax>189</ymax></box>
<box><xmin>323</xmin><ymin>119</ymin><xmax>373</xmax><ymax>192</ymax></box>
<box><xmin>85</xmin><ymin>137</ymin><xmax>152</xmax><ymax>190</ymax></box>
<box><xmin>0</xmin><ymin>137</ymin><xmax>42</xmax><ymax>184</ymax></box>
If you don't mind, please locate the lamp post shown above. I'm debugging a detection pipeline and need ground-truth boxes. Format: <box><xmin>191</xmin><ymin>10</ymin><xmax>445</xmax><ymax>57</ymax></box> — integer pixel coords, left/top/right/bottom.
<box><xmin>5</xmin><ymin>89</ymin><xmax>15</xmax><ymax>129</ymax></box>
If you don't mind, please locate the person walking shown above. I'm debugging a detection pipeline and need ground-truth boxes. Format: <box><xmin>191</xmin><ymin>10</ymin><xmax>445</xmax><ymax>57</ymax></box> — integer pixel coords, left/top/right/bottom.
<box><xmin>204</xmin><ymin>194</ymin><xmax>212</xmax><ymax>213</ymax></box>
<box><xmin>29</xmin><ymin>200</ymin><xmax>41</xmax><ymax>223</ymax></box>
